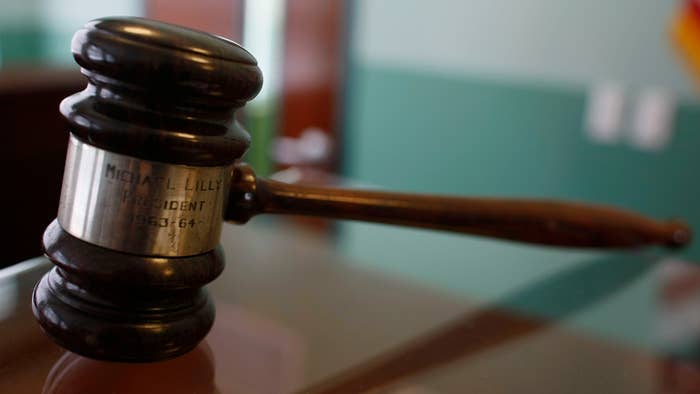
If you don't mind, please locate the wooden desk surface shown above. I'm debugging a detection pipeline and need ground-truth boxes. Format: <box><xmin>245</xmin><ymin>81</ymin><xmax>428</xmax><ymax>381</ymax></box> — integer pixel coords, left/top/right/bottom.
<box><xmin>0</xmin><ymin>221</ymin><xmax>698</xmax><ymax>393</ymax></box>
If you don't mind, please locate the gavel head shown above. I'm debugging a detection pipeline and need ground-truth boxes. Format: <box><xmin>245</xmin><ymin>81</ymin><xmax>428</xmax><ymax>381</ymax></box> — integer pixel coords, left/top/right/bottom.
<box><xmin>32</xmin><ymin>17</ymin><xmax>262</xmax><ymax>362</ymax></box>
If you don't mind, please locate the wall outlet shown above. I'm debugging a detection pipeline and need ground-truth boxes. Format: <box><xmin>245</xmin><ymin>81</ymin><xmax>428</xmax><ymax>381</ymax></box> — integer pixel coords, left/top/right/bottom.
<box><xmin>629</xmin><ymin>88</ymin><xmax>676</xmax><ymax>151</ymax></box>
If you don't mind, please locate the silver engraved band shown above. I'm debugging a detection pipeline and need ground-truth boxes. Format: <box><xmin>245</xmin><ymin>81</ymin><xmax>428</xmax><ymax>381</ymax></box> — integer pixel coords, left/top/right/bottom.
<box><xmin>57</xmin><ymin>135</ymin><xmax>233</xmax><ymax>257</ymax></box>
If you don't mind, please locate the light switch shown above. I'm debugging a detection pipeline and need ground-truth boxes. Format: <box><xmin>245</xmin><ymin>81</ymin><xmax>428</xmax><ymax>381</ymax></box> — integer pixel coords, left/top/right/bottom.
<box><xmin>584</xmin><ymin>82</ymin><xmax>625</xmax><ymax>144</ymax></box>
<box><xmin>629</xmin><ymin>89</ymin><xmax>676</xmax><ymax>151</ymax></box>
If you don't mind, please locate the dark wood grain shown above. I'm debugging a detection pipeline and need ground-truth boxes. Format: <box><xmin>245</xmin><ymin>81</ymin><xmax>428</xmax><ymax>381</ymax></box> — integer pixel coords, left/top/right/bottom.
<box><xmin>279</xmin><ymin>0</ymin><xmax>345</xmax><ymax>172</ymax></box>
<box><xmin>298</xmin><ymin>253</ymin><xmax>652</xmax><ymax>393</ymax></box>
<box><xmin>227</xmin><ymin>164</ymin><xmax>691</xmax><ymax>249</ymax></box>
<box><xmin>34</xmin><ymin>221</ymin><xmax>222</xmax><ymax>362</ymax></box>
<box><xmin>300</xmin><ymin>309</ymin><xmax>544</xmax><ymax>394</ymax></box>
<box><xmin>33</xmin><ymin>17</ymin><xmax>262</xmax><ymax>362</ymax></box>
<box><xmin>43</xmin><ymin>344</ymin><xmax>216</xmax><ymax>394</ymax></box>
<box><xmin>2</xmin><ymin>68</ymin><xmax>84</xmax><ymax>267</ymax></box>
<box><xmin>61</xmin><ymin>17</ymin><xmax>261</xmax><ymax>166</ymax></box>
<box><xmin>8</xmin><ymin>239</ymin><xmax>675</xmax><ymax>393</ymax></box>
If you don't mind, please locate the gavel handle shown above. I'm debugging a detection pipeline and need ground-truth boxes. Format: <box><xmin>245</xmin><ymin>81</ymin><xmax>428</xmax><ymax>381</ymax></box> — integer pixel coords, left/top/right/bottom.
<box><xmin>226</xmin><ymin>164</ymin><xmax>691</xmax><ymax>249</ymax></box>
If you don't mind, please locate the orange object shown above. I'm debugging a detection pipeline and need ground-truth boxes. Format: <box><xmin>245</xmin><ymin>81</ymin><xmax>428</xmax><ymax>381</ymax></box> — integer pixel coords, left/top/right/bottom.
<box><xmin>671</xmin><ymin>0</ymin><xmax>700</xmax><ymax>85</ymax></box>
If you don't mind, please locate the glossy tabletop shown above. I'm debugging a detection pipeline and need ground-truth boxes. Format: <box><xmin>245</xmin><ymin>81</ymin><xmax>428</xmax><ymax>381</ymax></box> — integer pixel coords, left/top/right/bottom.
<box><xmin>1</xmin><ymin>220</ymin><xmax>699</xmax><ymax>393</ymax></box>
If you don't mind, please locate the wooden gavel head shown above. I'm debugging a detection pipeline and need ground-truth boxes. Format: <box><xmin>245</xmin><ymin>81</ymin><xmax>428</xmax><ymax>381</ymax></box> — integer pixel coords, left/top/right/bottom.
<box><xmin>33</xmin><ymin>17</ymin><xmax>262</xmax><ymax>362</ymax></box>
<box><xmin>33</xmin><ymin>16</ymin><xmax>692</xmax><ymax>363</ymax></box>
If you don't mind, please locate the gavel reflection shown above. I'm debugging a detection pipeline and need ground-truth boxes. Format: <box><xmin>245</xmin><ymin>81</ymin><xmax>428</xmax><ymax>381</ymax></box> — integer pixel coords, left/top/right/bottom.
<box><xmin>32</xmin><ymin>17</ymin><xmax>692</xmax><ymax>362</ymax></box>
<box><xmin>43</xmin><ymin>345</ymin><xmax>217</xmax><ymax>394</ymax></box>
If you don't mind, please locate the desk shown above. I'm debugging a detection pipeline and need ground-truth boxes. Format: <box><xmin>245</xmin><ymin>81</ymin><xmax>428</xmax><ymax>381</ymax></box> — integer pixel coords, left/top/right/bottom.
<box><xmin>1</xmin><ymin>221</ymin><xmax>698</xmax><ymax>393</ymax></box>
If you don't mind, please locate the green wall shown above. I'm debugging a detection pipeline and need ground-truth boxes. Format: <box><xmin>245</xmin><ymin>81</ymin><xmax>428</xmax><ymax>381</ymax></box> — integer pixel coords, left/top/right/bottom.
<box><xmin>342</xmin><ymin>65</ymin><xmax>700</xmax><ymax>258</ymax></box>
<box><xmin>0</xmin><ymin>0</ymin><xmax>143</xmax><ymax>66</ymax></box>
<box><xmin>338</xmin><ymin>65</ymin><xmax>700</xmax><ymax>349</ymax></box>
<box><xmin>0</xmin><ymin>26</ymin><xmax>46</xmax><ymax>64</ymax></box>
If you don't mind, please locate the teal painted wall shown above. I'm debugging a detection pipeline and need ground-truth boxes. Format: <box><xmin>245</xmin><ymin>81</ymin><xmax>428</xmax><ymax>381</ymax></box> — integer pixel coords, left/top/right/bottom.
<box><xmin>0</xmin><ymin>26</ymin><xmax>46</xmax><ymax>64</ymax></box>
<box><xmin>338</xmin><ymin>65</ymin><xmax>700</xmax><ymax>348</ymax></box>
<box><xmin>0</xmin><ymin>0</ymin><xmax>142</xmax><ymax>66</ymax></box>
<box><xmin>343</xmin><ymin>66</ymin><xmax>700</xmax><ymax>258</ymax></box>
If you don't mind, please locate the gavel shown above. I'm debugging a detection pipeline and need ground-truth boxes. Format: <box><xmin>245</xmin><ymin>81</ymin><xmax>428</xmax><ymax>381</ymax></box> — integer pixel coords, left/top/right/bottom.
<box><xmin>32</xmin><ymin>17</ymin><xmax>692</xmax><ymax>362</ymax></box>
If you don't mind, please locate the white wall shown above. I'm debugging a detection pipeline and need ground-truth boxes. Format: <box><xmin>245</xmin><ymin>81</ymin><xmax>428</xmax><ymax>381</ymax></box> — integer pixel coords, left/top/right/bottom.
<box><xmin>0</xmin><ymin>0</ymin><xmax>41</xmax><ymax>26</ymax></box>
<box><xmin>40</xmin><ymin>0</ymin><xmax>143</xmax><ymax>64</ymax></box>
<box><xmin>353</xmin><ymin>0</ymin><xmax>692</xmax><ymax>95</ymax></box>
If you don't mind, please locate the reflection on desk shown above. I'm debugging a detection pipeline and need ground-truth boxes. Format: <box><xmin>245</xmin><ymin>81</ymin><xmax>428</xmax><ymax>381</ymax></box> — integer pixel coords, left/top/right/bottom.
<box><xmin>1</xmin><ymin>221</ymin><xmax>699</xmax><ymax>393</ymax></box>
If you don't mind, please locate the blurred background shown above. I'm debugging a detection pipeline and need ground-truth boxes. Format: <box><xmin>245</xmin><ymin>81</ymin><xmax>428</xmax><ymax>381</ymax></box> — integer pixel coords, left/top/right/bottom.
<box><xmin>4</xmin><ymin>0</ymin><xmax>700</xmax><ymax>352</ymax></box>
